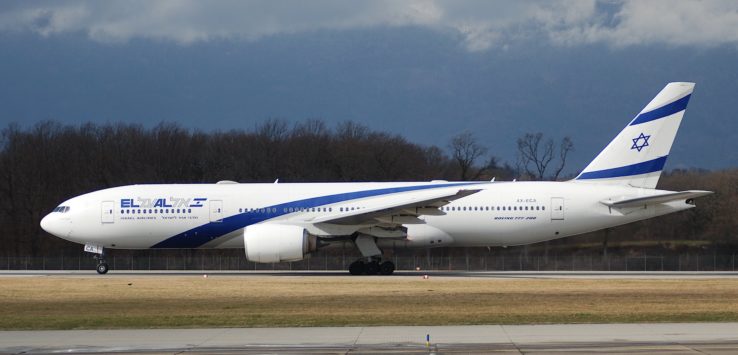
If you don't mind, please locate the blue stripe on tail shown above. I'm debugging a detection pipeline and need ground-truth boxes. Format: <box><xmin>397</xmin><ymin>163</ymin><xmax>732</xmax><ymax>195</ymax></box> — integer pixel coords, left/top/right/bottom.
<box><xmin>630</xmin><ymin>95</ymin><xmax>690</xmax><ymax>126</ymax></box>
<box><xmin>577</xmin><ymin>156</ymin><xmax>668</xmax><ymax>180</ymax></box>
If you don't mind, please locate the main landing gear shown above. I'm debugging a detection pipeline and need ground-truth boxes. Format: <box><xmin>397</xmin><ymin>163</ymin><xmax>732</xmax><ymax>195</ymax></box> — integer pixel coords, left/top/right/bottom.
<box><xmin>348</xmin><ymin>258</ymin><xmax>395</xmax><ymax>275</ymax></box>
<box><xmin>350</xmin><ymin>234</ymin><xmax>395</xmax><ymax>275</ymax></box>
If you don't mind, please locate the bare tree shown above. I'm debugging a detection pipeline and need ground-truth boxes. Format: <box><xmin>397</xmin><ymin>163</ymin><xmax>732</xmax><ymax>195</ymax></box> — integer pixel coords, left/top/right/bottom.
<box><xmin>552</xmin><ymin>136</ymin><xmax>574</xmax><ymax>181</ymax></box>
<box><xmin>449</xmin><ymin>131</ymin><xmax>487</xmax><ymax>181</ymax></box>
<box><xmin>517</xmin><ymin>133</ymin><xmax>573</xmax><ymax>180</ymax></box>
<box><xmin>517</xmin><ymin>133</ymin><xmax>551</xmax><ymax>180</ymax></box>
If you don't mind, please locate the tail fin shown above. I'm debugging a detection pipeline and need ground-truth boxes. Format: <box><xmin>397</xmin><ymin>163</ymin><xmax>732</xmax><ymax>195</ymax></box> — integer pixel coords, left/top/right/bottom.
<box><xmin>575</xmin><ymin>82</ymin><xmax>694</xmax><ymax>189</ymax></box>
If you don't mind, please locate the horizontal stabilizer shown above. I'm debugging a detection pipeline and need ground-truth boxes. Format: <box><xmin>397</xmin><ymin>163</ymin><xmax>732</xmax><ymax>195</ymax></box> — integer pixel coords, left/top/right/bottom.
<box><xmin>600</xmin><ymin>190</ymin><xmax>713</xmax><ymax>208</ymax></box>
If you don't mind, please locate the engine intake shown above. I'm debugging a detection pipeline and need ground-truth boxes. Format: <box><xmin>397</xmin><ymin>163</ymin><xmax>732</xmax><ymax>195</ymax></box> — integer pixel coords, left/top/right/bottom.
<box><xmin>243</xmin><ymin>224</ymin><xmax>318</xmax><ymax>263</ymax></box>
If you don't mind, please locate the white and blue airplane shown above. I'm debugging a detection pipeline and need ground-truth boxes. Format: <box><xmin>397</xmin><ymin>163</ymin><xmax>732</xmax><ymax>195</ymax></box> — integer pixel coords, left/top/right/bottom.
<box><xmin>41</xmin><ymin>82</ymin><xmax>711</xmax><ymax>275</ymax></box>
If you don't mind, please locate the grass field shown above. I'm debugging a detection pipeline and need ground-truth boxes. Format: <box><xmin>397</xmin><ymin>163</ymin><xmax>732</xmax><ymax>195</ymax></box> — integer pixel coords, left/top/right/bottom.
<box><xmin>2</xmin><ymin>275</ymin><xmax>738</xmax><ymax>330</ymax></box>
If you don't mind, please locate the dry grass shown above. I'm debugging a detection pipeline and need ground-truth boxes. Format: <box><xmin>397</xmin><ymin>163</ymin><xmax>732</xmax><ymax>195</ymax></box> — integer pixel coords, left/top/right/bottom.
<box><xmin>2</xmin><ymin>275</ymin><xmax>738</xmax><ymax>330</ymax></box>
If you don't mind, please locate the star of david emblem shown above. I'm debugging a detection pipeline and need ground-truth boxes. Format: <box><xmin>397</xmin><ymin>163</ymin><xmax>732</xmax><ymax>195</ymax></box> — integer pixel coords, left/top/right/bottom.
<box><xmin>631</xmin><ymin>132</ymin><xmax>650</xmax><ymax>152</ymax></box>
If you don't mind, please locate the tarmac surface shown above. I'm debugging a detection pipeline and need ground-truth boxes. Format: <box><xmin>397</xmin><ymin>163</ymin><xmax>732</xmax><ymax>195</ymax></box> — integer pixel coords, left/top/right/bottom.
<box><xmin>2</xmin><ymin>323</ymin><xmax>738</xmax><ymax>354</ymax></box>
<box><xmin>3</xmin><ymin>269</ymin><xmax>738</xmax><ymax>279</ymax></box>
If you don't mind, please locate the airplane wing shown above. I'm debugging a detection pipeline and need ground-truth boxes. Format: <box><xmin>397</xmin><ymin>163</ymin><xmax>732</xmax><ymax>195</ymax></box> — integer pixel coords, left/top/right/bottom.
<box><xmin>306</xmin><ymin>188</ymin><xmax>481</xmax><ymax>226</ymax></box>
<box><xmin>600</xmin><ymin>190</ymin><xmax>713</xmax><ymax>208</ymax></box>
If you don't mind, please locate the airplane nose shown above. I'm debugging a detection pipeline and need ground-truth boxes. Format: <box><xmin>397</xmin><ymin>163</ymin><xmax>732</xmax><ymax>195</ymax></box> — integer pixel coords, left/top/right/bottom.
<box><xmin>40</xmin><ymin>214</ymin><xmax>52</xmax><ymax>233</ymax></box>
<box><xmin>40</xmin><ymin>214</ymin><xmax>71</xmax><ymax>237</ymax></box>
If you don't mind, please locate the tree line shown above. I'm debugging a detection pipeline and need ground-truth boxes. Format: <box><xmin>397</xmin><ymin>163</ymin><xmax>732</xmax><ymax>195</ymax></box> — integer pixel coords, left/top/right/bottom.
<box><xmin>0</xmin><ymin>120</ymin><xmax>733</xmax><ymax>257</ymax></box>
<box><xmin>0</xmin><ymin>120</ymin><xmax>515</xmax><ymax>256</ymax></box>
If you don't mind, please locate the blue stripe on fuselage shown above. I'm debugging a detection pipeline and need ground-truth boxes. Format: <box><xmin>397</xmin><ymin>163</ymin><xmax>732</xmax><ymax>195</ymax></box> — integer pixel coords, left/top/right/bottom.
<box><xmin>150</xmin><ymin>182</ymin><xmax>480</xmax><ymax>248</ymax></box>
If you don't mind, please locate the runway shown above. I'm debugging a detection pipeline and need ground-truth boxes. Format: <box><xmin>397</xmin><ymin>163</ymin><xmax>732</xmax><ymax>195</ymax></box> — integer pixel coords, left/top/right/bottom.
<box><xmin>2</xmin><ymin>269</ymin><xmax>738</xmax><ymax>279</ymax></box>
<box><xmin>2</xmin><ymin>323</ymin><xmax>738</xmax><ymax>354</ymax></box>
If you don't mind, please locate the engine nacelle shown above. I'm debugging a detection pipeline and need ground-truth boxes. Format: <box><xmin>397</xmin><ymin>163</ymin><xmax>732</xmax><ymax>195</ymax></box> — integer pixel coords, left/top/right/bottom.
<box><xmin>243</xmin><ymin>224</ymin><xmax>317</xmax><ymax>263</ymax></box>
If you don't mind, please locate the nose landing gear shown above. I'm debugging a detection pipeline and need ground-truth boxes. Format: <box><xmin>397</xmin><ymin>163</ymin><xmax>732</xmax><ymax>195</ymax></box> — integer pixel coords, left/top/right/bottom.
<box><xmin>85</xmin><ymin>244</ymin><xmax>109</xmax><ymax>274</ymax></box>
<box><xmin>95</xmin><ymin>259</ymin><xmax>109</xmax><ymax>274</ymax></box>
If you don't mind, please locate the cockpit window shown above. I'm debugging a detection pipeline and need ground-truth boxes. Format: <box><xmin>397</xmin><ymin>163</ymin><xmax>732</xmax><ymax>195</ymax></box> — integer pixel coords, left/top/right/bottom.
<box><xmin>53</xmin><ymin>206</ymin><xmax>70</xmax><ymax>213</ymax></box>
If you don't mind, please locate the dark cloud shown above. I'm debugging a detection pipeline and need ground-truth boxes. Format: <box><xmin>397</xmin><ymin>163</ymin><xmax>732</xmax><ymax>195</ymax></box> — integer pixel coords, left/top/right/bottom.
<box><xmin>0</xmin><ymin>1</ymin><xmax>736</xmax><ymax>50</ymax></box>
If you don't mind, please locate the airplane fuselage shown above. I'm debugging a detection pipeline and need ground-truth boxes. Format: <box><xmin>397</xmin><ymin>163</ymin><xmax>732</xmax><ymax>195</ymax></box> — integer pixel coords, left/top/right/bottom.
<box><xmin>42</xmin><ymin>181</ymin><xmax>692</xmax><ymax>250</ymax></box>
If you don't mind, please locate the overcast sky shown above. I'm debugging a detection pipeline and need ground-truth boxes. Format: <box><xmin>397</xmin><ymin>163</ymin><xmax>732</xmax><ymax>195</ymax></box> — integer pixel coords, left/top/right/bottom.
<box><xmin>1</xmin><ymin>0</ymin><xmax>737</xmax><ymax>172</ymax></box>
<box><xmin>4</xmin><ymin>1</ymin><xmax>738</xmax><ymax>48</ymax></box>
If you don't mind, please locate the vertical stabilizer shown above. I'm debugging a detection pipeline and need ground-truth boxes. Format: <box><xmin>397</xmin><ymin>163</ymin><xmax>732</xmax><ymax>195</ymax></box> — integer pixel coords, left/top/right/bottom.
<box><xmin>575</xmin><ymin>82</ymin><xmax>694</xmax><ymax>188</ymax></box>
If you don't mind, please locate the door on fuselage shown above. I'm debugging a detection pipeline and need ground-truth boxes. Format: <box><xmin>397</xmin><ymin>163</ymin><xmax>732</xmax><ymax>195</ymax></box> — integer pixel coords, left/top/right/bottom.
<box><xmin>101</xmin><ymin>201</ymin><xmax>115</xmax><ymax>224</ymax></box>
<box><xmin>551</xmin><ymin>197</ymin><xmax>564</xmax><ymax>220</ymax></box>
<box><xmin>210</xmin><ymin>200</ymin><xmax>223</xmax><ymax>222</ymax></box>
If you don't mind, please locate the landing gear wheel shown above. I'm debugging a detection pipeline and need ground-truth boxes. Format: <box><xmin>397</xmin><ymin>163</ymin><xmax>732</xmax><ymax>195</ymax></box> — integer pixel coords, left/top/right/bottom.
<box><xmin>365</xmin><ymin>261</ymin><xmax>380</xmax><ymax>275</ymax></box>
<box><xmin>349</xmin><ymin>260</ymin><xmax>366</xmax><ymax>275</ymax></box>
<box><xmin>96</xmin><ymin>262</ymin><xmax>109</xmax><ymax>275</ymax></box>
<box><xmin>379</xmin><ymin>261</ymin><xmax>395</xmax><ymax>275</ymax></box>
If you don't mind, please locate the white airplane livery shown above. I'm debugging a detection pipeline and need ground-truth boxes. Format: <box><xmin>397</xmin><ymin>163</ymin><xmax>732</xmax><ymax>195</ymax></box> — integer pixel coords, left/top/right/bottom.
<box><xmin>41</xmin><ymin>82</ymin><xmax>712</xmax><ymax>275</ymax></box>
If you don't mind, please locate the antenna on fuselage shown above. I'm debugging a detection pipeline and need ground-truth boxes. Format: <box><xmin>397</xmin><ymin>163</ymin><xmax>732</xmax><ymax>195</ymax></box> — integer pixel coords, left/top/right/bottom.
<box><xmin>274</xmin><ymin>179</ymin><xmax>279</xmax><ymax>184</ymax></box>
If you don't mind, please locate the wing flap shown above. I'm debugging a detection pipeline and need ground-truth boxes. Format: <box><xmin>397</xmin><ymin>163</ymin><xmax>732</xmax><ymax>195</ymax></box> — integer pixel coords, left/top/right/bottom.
<box><xmin>601</xmin><ymin>190</ymin><xmax>713</xmax><ymax>208</ymax></box>
<box><xmin>310</xmin><ymin>189</ymin><xmax>481</xmax><ymax>226</ymax></box>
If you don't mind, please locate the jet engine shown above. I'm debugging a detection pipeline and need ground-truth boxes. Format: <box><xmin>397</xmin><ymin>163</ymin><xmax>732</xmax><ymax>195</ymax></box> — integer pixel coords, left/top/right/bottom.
<box><xmin>243</xmin><ymin>224</ymin><xmax>318</xmax><ymax>263</ymax></box>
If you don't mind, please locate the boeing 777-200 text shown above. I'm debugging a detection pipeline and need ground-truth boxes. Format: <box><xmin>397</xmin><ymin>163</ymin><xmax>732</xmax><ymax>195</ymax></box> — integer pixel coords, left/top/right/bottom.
<box><xmin>41</xmin><ymin>82</ymin><xmax>712</xmax><ymax>275</ymax></box>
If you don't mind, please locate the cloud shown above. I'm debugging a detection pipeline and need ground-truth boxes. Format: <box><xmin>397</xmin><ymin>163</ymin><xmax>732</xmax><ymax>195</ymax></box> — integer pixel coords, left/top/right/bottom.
<box><xmin>0</xmin><ymin>0</ymin><xmax>737</xmax><ymax>50</ymax></box>
<box><xmin>543</xmin><ymin>1</ymin><xmax>738</xmax><ymax>47</ymax></box>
